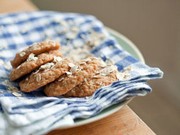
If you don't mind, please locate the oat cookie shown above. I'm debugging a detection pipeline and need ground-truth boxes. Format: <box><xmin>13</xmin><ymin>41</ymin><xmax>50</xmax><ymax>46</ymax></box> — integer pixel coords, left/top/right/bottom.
<box><xmin>11</xmin><ymin>40</ymin><xmax>60</xmax><ymax>68</ymax></box>
<box><xmin>44</xmin><ymin>57</ymin><xmax>103</xmax><ymax>96</ymax></box>
<box><xmin>19</xmin><ymin>58</ymin><xmax>71</xmax><ymax>92</ymax></box>
<box><xmin>10</xmin><ymin>50</ymin><xmax>62</xmax><ymax>81</ymax></box>
<box><xmin>65</xmin><ymin>65</ymin><xmax>118</xmax><ymax>97</ymax></box>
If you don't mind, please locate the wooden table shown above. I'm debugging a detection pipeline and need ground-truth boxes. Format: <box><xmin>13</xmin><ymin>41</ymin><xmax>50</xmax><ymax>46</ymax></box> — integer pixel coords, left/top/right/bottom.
<box><xmin>0</xmin><ymin>0</ymin><xmax>155</xmax><ymax>135</ymax></box>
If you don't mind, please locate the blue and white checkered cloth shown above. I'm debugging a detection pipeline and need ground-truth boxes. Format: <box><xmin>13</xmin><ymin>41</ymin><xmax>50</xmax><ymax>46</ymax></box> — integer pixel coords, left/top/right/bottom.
<box><xmin>0</xmin><ymin>11</ymin><xmax>163</xmax><ymax>135</ymax></box>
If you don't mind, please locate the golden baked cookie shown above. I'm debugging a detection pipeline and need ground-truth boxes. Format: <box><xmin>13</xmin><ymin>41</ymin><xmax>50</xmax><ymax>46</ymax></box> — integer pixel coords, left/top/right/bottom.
<box><xmin>44</xmin><ymin>57</ymin><xmax>104</xmax><ymax>96</ymax></box>
<box><xmin>11</xmin><ymin>40</ymin><xmax>60</xmax><ymax>68</ymax></box>
<box><xmin>10</xmin><ymin>50</ymin><xmax>62</xmax><ymax>81</ymax></box>
<box><xmin>65</xmin><ymin>65</ymin><xmax>118</xmax><ymax>97</ymax></box>
<box><xmin>19</xmin><ymin>58</ymin><xmax>71</xmax><ymax>92</ymax></box>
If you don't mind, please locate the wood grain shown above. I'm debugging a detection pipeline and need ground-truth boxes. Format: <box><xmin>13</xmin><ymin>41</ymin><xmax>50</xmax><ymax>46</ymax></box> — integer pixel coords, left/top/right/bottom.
<box><xmin>0</xmin><ymin>0</ymin><xmax>155</xmax><ymax>135</ymax></box>
<box><xmin>0</xmin><ymin>0</ymin><xmax>37</xmax><ymax>13</ymax></box>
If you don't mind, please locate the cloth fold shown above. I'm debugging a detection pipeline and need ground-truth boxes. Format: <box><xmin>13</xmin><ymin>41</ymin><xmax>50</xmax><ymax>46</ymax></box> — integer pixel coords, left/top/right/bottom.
<box><xmin>0</xmin><ymin>11</ymin><xmax>163</xmax><ymax>135</ymax></box>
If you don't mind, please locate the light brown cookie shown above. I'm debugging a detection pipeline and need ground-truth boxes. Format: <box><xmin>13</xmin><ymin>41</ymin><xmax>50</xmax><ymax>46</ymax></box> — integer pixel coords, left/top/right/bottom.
<box><xmin>44</xmin><ymin>57</ymin><xmax>104</xmax><ymax>97</ymax></box>
<box><xmin>10</xmin><ymin>50</ymin><xmax>62</xmax><ymax>81</ymax></box>
<box><xmin>65</xmin><ymin>65</ymin><xmax>118</xmax><ymax>97</ymax></box>
<box><xmin>11</xmin><ymin>40</ymin><xmax>60</xmax><ymax>68</ymax></box>
<box><xmin>19</xmin><ymin>58</ymin><xmax>71</xmax><ymax>92</ymax></box>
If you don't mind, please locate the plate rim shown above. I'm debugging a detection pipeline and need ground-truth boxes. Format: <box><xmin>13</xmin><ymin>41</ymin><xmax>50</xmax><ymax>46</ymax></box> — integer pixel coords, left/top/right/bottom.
<box><xmin>55</xmin><ymin>27</ymin><xmax>145</xmax><ymax>130</ymax></box>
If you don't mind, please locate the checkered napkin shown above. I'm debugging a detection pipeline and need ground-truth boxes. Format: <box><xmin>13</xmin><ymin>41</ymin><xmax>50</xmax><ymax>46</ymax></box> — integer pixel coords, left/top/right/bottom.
<box><xmin>0</xmin><ymin>11</ymin><xmax>163</xmax><ymax>135</ymax></box>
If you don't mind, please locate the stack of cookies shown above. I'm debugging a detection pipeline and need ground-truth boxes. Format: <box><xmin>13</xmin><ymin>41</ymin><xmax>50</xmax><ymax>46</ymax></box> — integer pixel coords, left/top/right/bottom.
<box><xmin>10</xmin><ymin>40</ymin><xmax>119</xmax><ymax>97</ymax></box>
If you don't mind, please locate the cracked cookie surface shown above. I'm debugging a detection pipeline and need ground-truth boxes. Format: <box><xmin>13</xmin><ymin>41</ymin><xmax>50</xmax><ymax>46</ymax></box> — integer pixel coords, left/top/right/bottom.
<box><xmin>19</xmin><ymin>58</ymin><xmax>71</xmax><ymax>92</ymax></box>
<box><xmin>65</xmin><ymin>65</ymin><xmax>118</xmax><ymax>97</ymax></box>
<box><xmin>10</xmin><ymin>50</ymin><xmax>61</xmax><ymax>81</ymax></box>
<box><xmin>44</xmin><ymin>57</ymin><xmax>103</xmax><ymax>96</ymax></box>
<box><xmin>11</xmin><ymin>40</ymin><xmax>60</xmax><ymax>68</ymax></box>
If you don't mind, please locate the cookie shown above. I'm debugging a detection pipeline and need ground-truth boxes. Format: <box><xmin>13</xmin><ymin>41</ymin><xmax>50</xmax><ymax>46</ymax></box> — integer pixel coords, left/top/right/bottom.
<box><xmin>65</xmin><ymin>65</ymin><xmax>118</xmax><ymax>97</ymax></box>
<box><xmin>11</xmin><ymin>40</ymin><xmax>60</xmax><ymax>68</ymax></box>
<box><xmin>19</xmin><ymin>58</ymin><xmax>71</xmax><ymax>92</ymax></box>
<box><xmin>10</xmin><ymin>50</ymin><xmax>62</xmax><ymax>81</ymax></box>
<box><xmin>44</xmin><ymin>57</ymin><xmax>104</xmax><ymax>96</ymax></box>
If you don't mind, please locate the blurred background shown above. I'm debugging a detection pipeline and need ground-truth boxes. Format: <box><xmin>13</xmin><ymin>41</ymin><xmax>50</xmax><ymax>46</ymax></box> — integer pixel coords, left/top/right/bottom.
<box><xmin>31</xmin><ymin>0</ymin><xmax>179</xmax><ymax>134</ymax></box>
